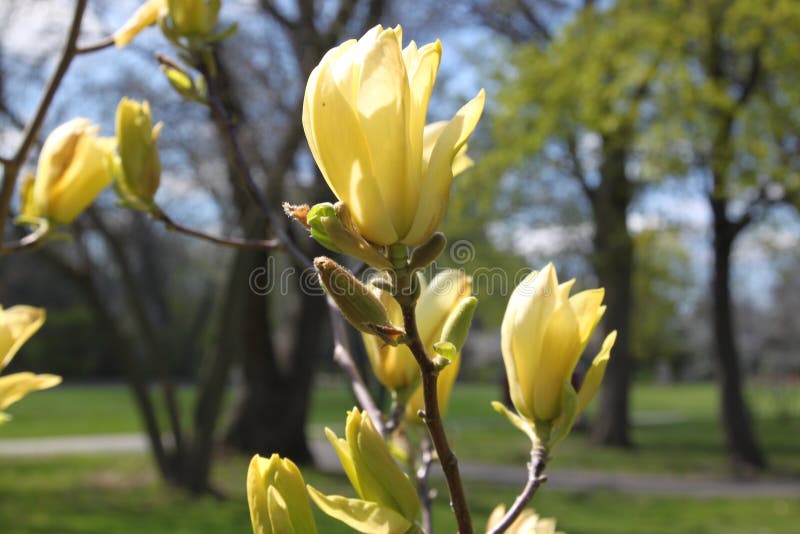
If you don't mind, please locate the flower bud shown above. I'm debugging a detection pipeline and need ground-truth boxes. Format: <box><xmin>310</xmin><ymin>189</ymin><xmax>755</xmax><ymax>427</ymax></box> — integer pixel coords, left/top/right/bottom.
<box><xmin>114</xmin><ymin>98</ymin><xmax>162</xmax><ymax>211</ymax></box>
<box><xmin>247</xmin><ymin>454</ymin><xmax>317</xmax><ymax>534</ymax></box>
<box><xmin>408</xmin><ymin>232</ymin><xmax>446</xmax><ymax>271</ymax></box>
<box><xmin>311</xmin><ymin>409</ymin><xmax>419</xmax><ymax>527</ymax></box>
<box><xmin>306</xmin><ymin>202</ymin><xmax>392</xmax><ymax>269</ymax></box>
<box><xmin>501</xmin><ymin>263</ymin><xmax>616</xmax><ymax>446</ymax></box>
<box><xmin>166</xmin><ymin>0</ymin><xmax>220</xmax><ymax>38</ymax></box>
<box><xmin>113</xmin><ymin>0</ymin><xmax>166</xmax><ymax>47</ymax></box>
<box><xmin>303</xmin><ymin>24</ymin><xmax>485</xmax><ymax>246</ymax></box>
<box><xmin>314</xmin><ymin>257</ymin><xmax>402</xmax><ymax>344</ymax></box>
<box><xmin>21</xmin><ymin>119</ymin><xmax>113</xmax><ymax>225</ymax></box>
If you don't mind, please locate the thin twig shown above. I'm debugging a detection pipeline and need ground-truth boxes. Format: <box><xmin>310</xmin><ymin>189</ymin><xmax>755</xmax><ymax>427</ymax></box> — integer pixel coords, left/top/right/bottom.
<box><xmin>392</xmin><ymin>253</ymin><xmax>472</xmax><ymax>533</ymax></box>
<box><xmin>486</xmin><ymin>446</ymin><xmax>548</xmax><ymax>534</ymax></box>
<box><xmin>156</xmin><ymin>210</ymin><xmax>281</xmax><ymax>250</ymax></box>
<box><xmin>0</xmin><ymin>0</ymin><xmax>88</xmax><ymax>241</ymax></box>
<box><xmin>75</xmin><ymin>35</ymin><xmax>116</xmax><ymax>54</ymax></box>
<box><xmin>416</xmin><ymin>436</ymin><xmax>435</xmax><ymax>534</ymax></box>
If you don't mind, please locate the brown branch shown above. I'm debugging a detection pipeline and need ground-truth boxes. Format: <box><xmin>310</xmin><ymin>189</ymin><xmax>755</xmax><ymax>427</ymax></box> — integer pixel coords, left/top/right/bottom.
<box><xmin>75</xmin><ymin>35</ymin><xmax>115</xmax><ymax>54</ymax></box>
<box><xmin>392</xmin><ymin>252</ymin><xmax>472</xmax><ymax>533</ymax></box>
<box><xmin>0</xmin><ymin>0</ymin><xmax>88</xmax><ymax>241</ymax></box>
<box><xmin>155</xmin><ymin>209</ymin><xmax>281</xmax><ymax>250</ymax></box>
<box><xmin>486</xmin><ymin>446</ymin><xmax>548</xmax><ymax>534</ymax></box>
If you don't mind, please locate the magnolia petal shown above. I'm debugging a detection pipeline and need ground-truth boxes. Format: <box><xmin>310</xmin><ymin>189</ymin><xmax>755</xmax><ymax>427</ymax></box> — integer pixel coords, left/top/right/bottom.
<box><xmin>48</xmin><ymin>131</ymin><xmax>113</xmax><ymax>223</ymax></box>
<box><xmin>415</xmin><ymin>270</ymin><xmax>471</xmax><ymax>348</ymax></box>
<box><xmin>247</xmin><ymin>455</ymin><xmax>273</xmax><ymax>534</ymax></box>
<box><xmin>0</xmin><ymin>305</ymin><xmax>45</xmax><ymax>371</ymax></box>
<box><xmin>356</xmin><ymin>27</ymin><xmax>414</xmax><ymax>237</ymax></box>
<box><xmin>533</xmin><ymin>303</ymin><xmax>581</xmax><ymax>422</ymax></box>
<box><xmin>0</xmin><ymin>372</ymin><xmax>61</xmax><ymax>411</ymax></box>
<box><xmin>568</xmin><ymin>288</ymin><xmax>606</xmax><ymax>345</ymax></box>
<box><xmin>306</xmin><ymin>486</ymin><xmax>413</xmax><ymax>534</ymax></box>
<box><xmin>355</xmin><ymin>414</ymin><xmax>420</xmax><ymax>520</ymax></box>
<box><xmin>304</xmin><ymin>43</ymin><xmax>397</xmax><ymax>245</ymax></box>
<box><xmin>402</xmin><ymin>89</ymin><xmax>485</xmax><ymax>245</ymax></box>
<box><xmin>491</xmin><ymin>401</ymin><xmax>537</xmax><ymax>444</ymax></box>
<box><xmin>576</xmin><ymin>330</ymin><xmax>617</xmax><ymax>415</ymax></box>
<box><xmin>405</xmin><ymin>40</ymin><xmax>442</xmax><ymax>205</ymax></box>
<box><xmin>510</xmin><ymin>265</ymin><xmax>561</xmax><ymax>417</ymax></box>
<box><xmin>501</xmin><ymin>272</ymin><xmax>536</xmax><ymax>419</ymax></box>
<box><xmin>325</xmin><ymin>427</ymin><xmax>362</xmax><ymax>496</ymax></box>
<box><xmin>266</xmin><ymin>487</ymin><xmax>295</xmax><ymax>534</ymax></box>
<box><xmin>113</xmin><ymin>0</ymin><xmax>165</xmax><ymax>47</ymax></box>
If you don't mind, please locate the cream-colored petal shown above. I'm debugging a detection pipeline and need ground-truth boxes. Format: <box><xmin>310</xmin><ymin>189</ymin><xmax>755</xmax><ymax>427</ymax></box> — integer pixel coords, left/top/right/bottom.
<box><xmin>355</xmin><ymin>27</ymin><xmax>413</xmax><ymax>237</ymax></box>
<box><xmin>0</xmin><ymin>306</ymin><xmax>45</xmax><ymax>371</ymax></box>
<box><xmin>569</xmin><ymin>288</ymin><xmax>605</xmax><ymax>344</ymax></box>
<box><xmin>0</xmin><ymin>372</ymin><xmax>61</xmax><ymax>411</ymax></box>
<box><xmin>415</xmin><ymin>269</ymin><xmax>471</xmax><ymax>347</ymax></box>
<box><xmin>305</xmin><ymin>45</ymin><xmax>397</xmax><ymax>244</ymax></box>
<box><xmin>501</xmin><ymin>271</ymin><xmax>538</xmax><ymax>419</ymax></box>
<box><xmin>48</xmin><ymin>133</ymin><xmax>113</xmax><ymax>223</ymax></box>
<box><xmin>402</xmin><ymin>90</ymin><xmax>485</xmax><ymax>245</ymax></box>
<box><xmin>266</xmin><ymin>487</ymin><xmax>295</xmax><ymax>534</ymax></box>
<box><xmin>306</xmin><ymin>487</ymin><xmax>412</xmax><ymax>534</ymax></box>
<box><xmin>533</xmin><ymin>303</ymin><xmax>581</xmax><ymax>422</ymax></box>
<box><xmin>113</xmin><ymin>0</ymin><xmax>165</xmax><ymax>47</ymax></box>
<box><xmin>247</xmin><ymin>455</ymin><xmax>274</xmax><ymax>534</ymax></box>
<box><xmin>576</xmin><ymin>331</ymin><xmax>616</xmax><ymax>414</ymax></box>
<box><xmin>509</xmin><ymin>265</ymin><xmax>560</xmax><ymax>415</ymax></box>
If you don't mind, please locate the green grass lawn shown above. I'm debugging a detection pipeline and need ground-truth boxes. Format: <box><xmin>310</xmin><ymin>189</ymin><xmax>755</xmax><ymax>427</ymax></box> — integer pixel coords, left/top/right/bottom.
<box><xmin>2</xmin><ymin>380</ymin><xmax>799</xmax><ymax>477</ymax></box>
<box><xmin>1</xmin><ymin>453</ymin><xmax>798</xmax><ymax>533</ymax></box>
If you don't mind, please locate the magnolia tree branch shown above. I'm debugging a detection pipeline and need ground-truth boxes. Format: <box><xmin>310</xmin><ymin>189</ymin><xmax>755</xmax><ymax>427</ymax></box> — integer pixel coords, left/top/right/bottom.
<box><xmin>197</xmin><ymin>52</ymin><xmax>385</xmax><ymax>434</ymax></box>
<box><xmin>487</xmin><ymin>445</ymin><xmax>548</xmax><ymax>534</ymax></box>
<box><xmin>392</xmin><ymin>259</ymin><xmax>473</xmax><ymax>533</ymax></box>
<box><xmin>0</xmin><ymin>0</ymin><xmax>89</xmax><ymax>248</ymax></box>
<box><xmin>155</xmin><ymin>209</ymin><xmax>281</xmax><ymax>251</ymax></box>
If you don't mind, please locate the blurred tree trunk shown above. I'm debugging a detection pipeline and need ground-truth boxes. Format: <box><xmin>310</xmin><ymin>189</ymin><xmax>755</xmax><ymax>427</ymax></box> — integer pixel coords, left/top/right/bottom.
<box><xmin>589</xmin><ymin>132</ymin><xmax>634</xmax><ymax>447</ymax></box>
<box><xmin>710</xmin><ymin>200</ymin><xmax>765</xmax><ymax>469</ymax></box>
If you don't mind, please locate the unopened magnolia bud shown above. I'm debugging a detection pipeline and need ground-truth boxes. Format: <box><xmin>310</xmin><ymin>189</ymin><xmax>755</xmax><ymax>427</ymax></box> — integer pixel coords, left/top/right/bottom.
<box><xmin>305</xmin><ymin>202</ymin><xmax>392</xmax><ymax>269</ymax></box>
<box><xmin>439</xmin><ymin>296</ymin><xmax>478</xmax><ymax>352</ymax></box>
<box><xmin>114</xmin><ymin>98</ymin><xmax>162</xmax><ymax>211</ymax></box>
<box><xmin>314</xmin><ymin>257</ymin><xmax>402</xmax><ymax>344</ymax></box>
<box><xmin>433</xmin><ymin>341</ymin><xmax>457</xmax><ymax>362</ymax></box>
<box><xmin>408</xmin><ymin>232</ymin><xmax>446</xmax><ymax>271</ymax></box>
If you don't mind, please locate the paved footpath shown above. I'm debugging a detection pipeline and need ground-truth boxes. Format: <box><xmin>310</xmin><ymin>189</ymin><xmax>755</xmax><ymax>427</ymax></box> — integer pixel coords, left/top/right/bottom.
<box><xmin>1</xmin><ymin>433</ymin><xmax>798</xmax><ymax>498</ymax></box>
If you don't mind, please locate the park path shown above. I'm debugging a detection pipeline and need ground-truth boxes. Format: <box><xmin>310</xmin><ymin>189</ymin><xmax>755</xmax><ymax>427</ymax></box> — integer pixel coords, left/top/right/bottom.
<box><xmin>1</xmin><ymin>433</ymin><xmax>799</xmax><ymax>498</ymax></box>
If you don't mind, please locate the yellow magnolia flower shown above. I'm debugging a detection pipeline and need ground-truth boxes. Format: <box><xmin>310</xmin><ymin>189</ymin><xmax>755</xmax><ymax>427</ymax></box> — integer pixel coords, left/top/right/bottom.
<box><xmin>167</xmin><ymin>0</ymin><xmax>220</xmax><ymax>38</ymax></box>
<box><xmin>486</xmin><ymin>505</ymin><xmax>565</xmax><ymax>534</ymax></box>
<box><xmin>114</xmin><ymin>98</ymin><xmax>162</xmax><ymax>210</ymax></box>
<box><xmin>113</xmin><ymin>0</ymin><xmax>166</xmax><ymax>47</ymax></box>
<box><xmin>307</xmin><ymin>409</ymin><xmax>420</xmax><ymax>532</ymax></box>
<box><xmin>303</xmin><ymin>24</ymin><xmax>485</xmax><ymax>246</ymax></box>
<box><xmin>247</xmin><ymin>454</ymin><xmax>317</xmax><ymax>534</ymax></box>
<box><xmin>362</xmin><ymin>270</ymin><xmax>472</xmax><ymax>395</ymax></box>
<box><xmin>0</xmin><ymin>306</ymin><xmax>61</xmax><ymax>423</ymax></box>
<box><xmin>501</xmin><ymin>263</ymin><xmax>615</xmax><ymax>441</ymax></box>
<box><xmin>21</xmin><ymin>118</ymin><xmax>113</xmax><ymax>225</ymax></box>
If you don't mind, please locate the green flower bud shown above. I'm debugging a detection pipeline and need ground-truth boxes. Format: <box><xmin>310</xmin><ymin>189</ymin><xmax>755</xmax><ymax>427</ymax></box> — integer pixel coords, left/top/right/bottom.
<box><xmin>314</xmin><ymin>257</ymin><xmax>402</xmax><ymax>344</ymax></box>
<box><xmin>306</xmin><ymin>202</ymin><xmax>393</xmax><ymax>269</ymax></box>
<box><xmin>166</xmin><ymin>0</ymin><xmax>220</xmax><ymax>38</ymax></box>
<box><xmin>114</xmin><ymin>98</ymin><xmax>162</xmax><ymax>211</ymax></box>
<box><xmin>408</xmin><ymin>232</ymin><xmax>446</xmax><ymax>271</ymax></box>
